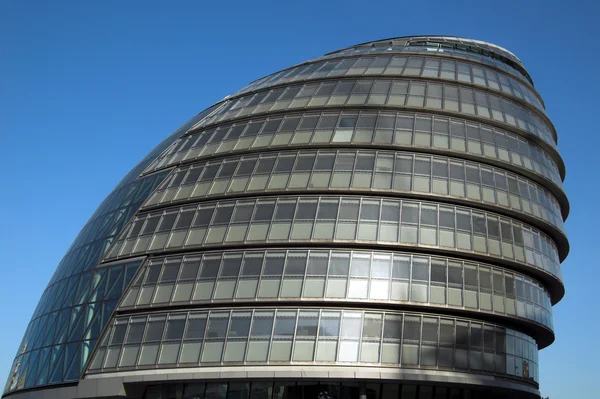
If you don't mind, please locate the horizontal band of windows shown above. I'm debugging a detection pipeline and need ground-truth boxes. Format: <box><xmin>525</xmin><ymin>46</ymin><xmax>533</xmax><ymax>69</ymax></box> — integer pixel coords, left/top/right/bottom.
<box><xmin>339</xmin><ymin>36</ymin><xmax>525</xmax><ymax>65</ymax></box>
<box><xmin>173</xmin><ymin>108</ymin><xmax>565</xmax><ymax>188</ymax></box>
<box><xmin>404</xmin><ymin>37</ymin><xmax>522</xmax><ymax>65</ymax></box>
<box><xmin>318</xmin><ymin>42</ymin><xmax>533</xmax><ymax>88</ymax></box>
<box><xmin>118</xmin><ymin>249</ymin><xmax>553</xmax><ymax>334</ymax></box>
<box><xmin>106</xmin><ymin>196</ymin><xmax>563</xmax><ymax>286</ymax></box>
<box><xmin>231</xmin><ymin>54</ymin><xmax>545</xmax><ymax>118</ymax></box>
<box><xmin>192</xmin><ymin>78</ymin><xmax>556</xmax><ymax>151</ymax></box>
<box><xmin>144</xmin><ymin>110</ymin><xmax>566</xmax><ymax>206</ymax></box>
<box><xmin>87</xmin><ymin>307</ymin><xmax>539</xmax><ymax>384</ymax></box>
<box><xmin>404</xmin><ymin>39</ymin><xmax>528</xmax><ymax>85</ymax></box>
<box><xmin>142</xmin><ymin>149</ymin><xmax>565</xmax><ymax>238</ymax></box>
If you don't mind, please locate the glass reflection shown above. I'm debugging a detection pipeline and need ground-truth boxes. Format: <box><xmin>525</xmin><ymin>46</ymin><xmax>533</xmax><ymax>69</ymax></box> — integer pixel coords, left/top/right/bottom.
<box><xmin>90</xmin><ymin>308</ymin><xmax>540</xmax><ymax>384</ymax></box>
<box><xmin>108</xmin><ymin>196</ymin><xmax>563</xmax><ymax>283</ymax></box>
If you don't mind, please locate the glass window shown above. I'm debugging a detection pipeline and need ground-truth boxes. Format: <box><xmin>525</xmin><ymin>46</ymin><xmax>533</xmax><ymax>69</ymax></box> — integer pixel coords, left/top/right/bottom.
<box><xmin>125</xmin><ymin>318</ymin><xmax>146</xmax><ymax>344</ymax></box>
<box><xmin>200</xmin><ymin>257</ymin><xmax>221</xmax><ymax>278</ymax></box>
<box><xmin>401</xmin><ymin>203</ymin><xmax>419</xmax><ymax>223</ymax></box>
<box><xmin>206</xmin><ymin>313</ymin><xmax>229</xmax><ymax>339</ymax></box>
<box><xmin>165</xmin><ymin>316</ymin><xmax>186</xmax><ymax>340</ymax></box>
<box><xmin>185</xmin><ymin>314</ymin><xmax>207</xmax><ymax>340</ymax></box>
<box><xmin>296</xmin><ymin>311</ymin><xmax>319</xmax><ymax>337</ymax></box>
<box><xmin>412</xmin><ymin>257</ymin><xmax>429</xmax><ymax>281</ymax></box>
<box><xmin>251</xmin><ymin>312</ymin><xmax>274</xmax><ymax>337</ymax></box>
<box><xmin>160</xmin><ymin>259</ymin><xmax>181</xmax><ymax>281</ymax></box>
<box><xmin>341</xmin><ymin>312</ymin><xmax>362</xmax><ymax>338</ymax></box>
<box><xmin>285</xmin><ymin>252</ymin><xmax>307</xmax><ymax>276</ymax></box>
<box><xmin>232</xmin><ymin>204</ymin><xmax>254</xmax><ymax>223</ymax></box>
<box><xmin>330</xmin><ymin>252</ymin><xmax>350</xmax><ymax>276</ymax></box>
<box><xmin>319</xmin><ymin>312</ymin><xmax>341</xmax><ymax>337</ymax></box>
<box><xmin>351</xmin><ymin>254</ymin><xmax>370</xmax><ymax>277</ymax></box>
<box><xmin>229</xmin><ymin>312</ymin><xmax>251</xmax><ymax>337</ymax></box>
<box><xmin>422</xmin><ymin>317</ymin><xmax>439</xmax><ymax>342</ymax></box>
<box><xmin>213</xmin><ymin>205</ymin><xmax>234</xmax><ymax>224</ymax></box>
<box><xmin>431</xmin><ymin>259</ymin><xmax>446</xmax><ymax>283</ymax></box>
<box><xmin>221</xmin><ymin>256</ymin><xmax>242</xmax><ymax>277</ymax></box>
<box><xmin>317</xmin><ymin>199</ymin><xmax>339</xmax><ymax>219</ymax></box>
<box><xmin>242</xmin><ymin>253</ymin><xmax>263</xmax><ymax>276</ymax></box>
<box><xmin>383</xmin><ymin>315</ymin><xmax>402</xmax><ymax>340</ymax></box>
<box><xmin>253</xmin><ymin>202</ymin><xmax>275</xmax><ymax>221</ymax></box>
<box><xmin>176</xmin><ymin>209</ymin><xmax>196</xmax><ymax>230</ymax></box>
<box><xmin>192</xmin><ymin>206</ymin><xmax>215</xmax><ymax>228</ymax></box>
<box><xmin>264</xmin><ymin>253</ymin><xmax>285</xmax><ymax>275</ymax></box>
<box><xmin>274</xmin><ymin>311</ymin><xmax>296</xmax><ymax>337</ymax></box>
<box><xmin>339</xmin><ymin>199</ymin><xmax>360</xmax><ymax>220</ymax></box>
<box><xmin>307</xmin><ymin>252</ymin><xmax>328</xmax><ymax>275</ymax></box>
<box><xmin>145</xmin><ymin>317</ymin><xmax>166</xmax><ymax>342</ymax></box>
<box><xmin>403</xmin><ymin>316</ymin><xmax>421</xmax><ymax>341</ymax></box>
<box><xmin>180</xmin><ymin>256</ymin><xmax>201</xmax><ymax>279</ymax></box>
<box><xmin>392</xmin><ymin>256</ymin><xmax>410</xmax><ymax>279</ymax></box>
<box><xmin>296</xmin><ymin>200</ymin><xmax>318</xmax><ymax>220</ymax></box>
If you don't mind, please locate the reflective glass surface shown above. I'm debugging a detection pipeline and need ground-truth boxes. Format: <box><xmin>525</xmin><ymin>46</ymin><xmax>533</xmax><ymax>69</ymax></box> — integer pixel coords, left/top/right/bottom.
<box><xmin>110</xmin><ymin>104</ymin><xmax>222</xmax><ymax>192</ymax></box>
<box><xmin>402</xmin><ymin>36</ymin><xmax>526</xmax><ymax>68</ymax></box>
<box><xmin>142</xmin><ymin>150</ymin><xmax>565</xmax><ymax>235</ymax></box>
<box><xmin>5</xmin><ymin>169</ymin><xmax>168</xmax><ymax>392</ymax></box>
<box><xmin>107</xmin><ymin>196</ymin><xmax>562</xmax><ymax>283</ymax></box>
<box><xmin>5</xmin><ymin>107</ymin><xmax>222</xmax><ymax>394</ymax></box>
<box><xmin>5</xmin><ymin>260</ymin><xmax>141</xmax><ymax>392</ymax></box>
<box><xmin>144</xmin><ymin>110</ymin><xmax>564</xmax><ymax>194</ymax></box>
<box><xmin>118</xmin><ymin>249</ymin><xmax>553</xmax><ymax>331</ymax></box>
<box><xmin>194</xmin><ymin>79</ymin><xmax>556</xmax><ymax>150</ymax></box>
<box><xmin>5</xmin><ymin>36</ymin><xmax>569</xmax><ymax>398</ymax></box>
<box><xmin>317</xmin><ymin>42</ymin><xmax>533</xmax><ymax>86</ymax></box>
<box><xmin>89</xmin><ymin>308</ymin><xmax>539</xmax><ymax>383</ymax></box>
<box><xmin>232</xmin><ymin>55</ymin><xmax>545</xmax><ymax>114</ymax></box>
<box><xmin>47</xmin><ymin>172</ymin><xmax>168</xmax><ymax>287</ymax></box>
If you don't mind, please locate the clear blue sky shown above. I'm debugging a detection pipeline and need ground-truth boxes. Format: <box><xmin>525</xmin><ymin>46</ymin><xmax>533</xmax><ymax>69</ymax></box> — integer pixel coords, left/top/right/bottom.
<box><xmin>0</xmin><ymin>1</ymin><xmax>596</xmax><ymax>397</ymax></box>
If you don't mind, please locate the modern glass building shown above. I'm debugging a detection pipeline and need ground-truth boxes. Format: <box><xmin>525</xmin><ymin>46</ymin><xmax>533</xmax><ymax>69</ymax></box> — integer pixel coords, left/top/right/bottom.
<box><xmin>3</xmin><ymin>36</ymin><xmax>569</xmax><ymax>399</ymax></box>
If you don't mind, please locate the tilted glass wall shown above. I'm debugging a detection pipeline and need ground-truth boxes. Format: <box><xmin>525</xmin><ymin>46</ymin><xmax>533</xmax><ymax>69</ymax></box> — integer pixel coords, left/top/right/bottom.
<box><xmin>5</xmin><ymin>260</ymin><xmax>141</xmax><ymax>392</ymax></box>
<box><xmin>3</xmin><ymin>168</ymin><xmax>168</xmax><ymax>392</ymax></box>
<box><xmin>4</xmin><ymin>106</ymin><xmax>222</xmax><ymax>393</ymax></box>
<box><xmin>4</xmin><ymin>36</ymin><xmax>568</xmax><ymax>399</ymax></box>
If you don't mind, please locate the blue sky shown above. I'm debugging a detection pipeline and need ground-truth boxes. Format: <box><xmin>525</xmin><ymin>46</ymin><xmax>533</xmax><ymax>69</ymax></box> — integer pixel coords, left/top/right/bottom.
<box><xmin>0</xmin><ymin>1</ymin><xmax>597</xmax><ymax>397</ymax></box>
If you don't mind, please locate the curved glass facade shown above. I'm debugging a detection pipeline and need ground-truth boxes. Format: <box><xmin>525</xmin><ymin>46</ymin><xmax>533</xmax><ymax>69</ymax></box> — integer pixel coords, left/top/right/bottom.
<box><xmin>319</xmin><ymin>36</ymin><xmax>533</xmax><ymax>86</ymax></box>
<box><xmin>232</xmin><ymin>55</ymin><xmax>545</xmax><ymax>114</ymax></box>
<box><xmin>4</xmin><ymin>105</ymin><xmax>222</xmax><ymax>394</ymax></box>
<box><xmin>143</xmin><ymin>110</ymin><xmax>566</xmax><ymax>198</ymax></box>
<box><xmin>116</xmin><ymin>250</ymin><xmax>554</xmax><ymax>333</ymax></box>
<box><xmin>142</xmin><ymin>150</ymin><xmax>565</xmax><ymax>236</ymax></box>
<box><xmin>105</xmin><ymin>196</ymin><xmax>563</xmax><ymax>287</ymax></box>
<box><xmin>88</xmin><ymin>308</ymin><xmax>540</xmax><ymax>383</ymax></box>
<box><xmin>194</xmin><ymin>78</ymin><xmax>557</xmax><ymax>151</ymax></box>
<box><xmin>4</xmin><ymin>36</ymin><xmax>569</xmax><ymax>399</ymax></box>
